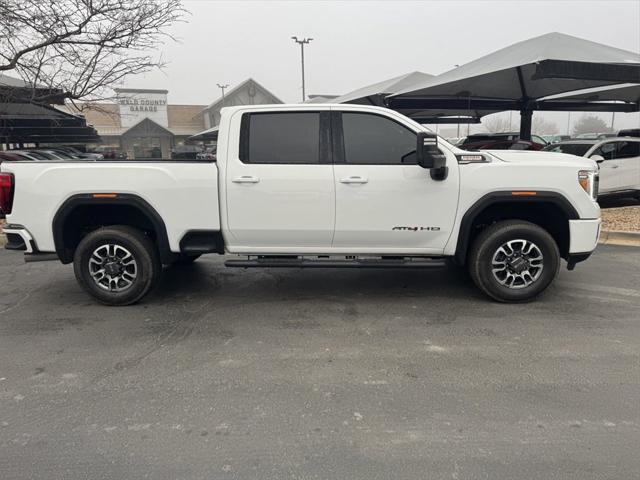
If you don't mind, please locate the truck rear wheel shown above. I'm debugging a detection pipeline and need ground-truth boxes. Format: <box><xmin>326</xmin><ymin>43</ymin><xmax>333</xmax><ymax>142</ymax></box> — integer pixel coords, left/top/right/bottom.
<box><xmin>468</xmin><ymin>220</ymin><xmax>560</xmax><ymax>303</ymax></box>
<box><xmin>73</xmin><ymin>226</ymin><xmax>161</xmax><ymax>306</ymax></box>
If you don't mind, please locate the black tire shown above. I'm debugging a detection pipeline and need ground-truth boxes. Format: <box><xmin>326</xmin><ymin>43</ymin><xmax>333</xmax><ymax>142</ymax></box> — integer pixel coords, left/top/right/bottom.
<box><xmin>174</xmin><ymin>254</ymin><xmax>201</xmax><ymax>265</ymax></box>
<box><xmin>73</xmin><ymin>225</ymin><xmax>161</xmax><ymax>306</ymax></box>
<box><xmin>468</xmin><ymin>220</ymin><xmax>560</xmax><ymax>303</ymax></box>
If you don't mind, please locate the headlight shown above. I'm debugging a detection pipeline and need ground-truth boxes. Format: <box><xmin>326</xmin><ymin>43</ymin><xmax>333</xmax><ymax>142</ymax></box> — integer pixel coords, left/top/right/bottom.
<box><xmin>578</xmin><ymin>170</ymin><xmax>598</xmax><ymax>200</ymax></box>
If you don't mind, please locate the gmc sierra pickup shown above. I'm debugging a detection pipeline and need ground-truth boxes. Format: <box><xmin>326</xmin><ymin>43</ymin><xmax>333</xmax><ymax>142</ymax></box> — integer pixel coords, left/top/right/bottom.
<box><xmin>1</xmin><ymin>104</ymin><xmax>601</xmax><ymax>305</ymax></box>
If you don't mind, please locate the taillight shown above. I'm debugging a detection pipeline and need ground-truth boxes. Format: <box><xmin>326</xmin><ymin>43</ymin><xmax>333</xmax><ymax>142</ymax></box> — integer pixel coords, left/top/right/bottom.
<box><xmin>0</xmin><ymin>173</ymin><xmax>15</xmax><ymax>215</ymax></box>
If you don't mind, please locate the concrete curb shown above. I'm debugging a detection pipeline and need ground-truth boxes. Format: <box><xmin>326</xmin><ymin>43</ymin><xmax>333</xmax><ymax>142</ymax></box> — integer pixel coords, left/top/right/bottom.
<box><xmin>599</xmin><ymin>230</ymin><xmax>640</xmax><ymax>247</ymax></box>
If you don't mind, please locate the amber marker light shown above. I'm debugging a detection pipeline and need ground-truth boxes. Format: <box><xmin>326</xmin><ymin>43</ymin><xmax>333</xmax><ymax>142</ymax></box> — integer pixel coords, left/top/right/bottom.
<box><xmin>92</xmin><ymin>193</ymin><xmax>118</xmax><ymax>199</ymax></box>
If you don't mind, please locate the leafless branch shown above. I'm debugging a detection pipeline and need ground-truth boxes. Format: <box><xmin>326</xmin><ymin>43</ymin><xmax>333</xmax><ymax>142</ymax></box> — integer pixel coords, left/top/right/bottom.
<box><xmin>0</xmin><ymin>0</ymin><xmax>186</xmax><ymax>103</ymax></box>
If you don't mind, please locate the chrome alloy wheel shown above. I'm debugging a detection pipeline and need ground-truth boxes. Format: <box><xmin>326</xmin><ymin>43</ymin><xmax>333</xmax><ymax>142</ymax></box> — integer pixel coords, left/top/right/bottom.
<box><xmin>491</xmin><ymin>239</ymin><xmax>544</xmax><ymax>289</ymax></box>
<box><xmin>88</xmin><ymin>244</ymin><xmax>138</xmax><ymax>292</ymax></box>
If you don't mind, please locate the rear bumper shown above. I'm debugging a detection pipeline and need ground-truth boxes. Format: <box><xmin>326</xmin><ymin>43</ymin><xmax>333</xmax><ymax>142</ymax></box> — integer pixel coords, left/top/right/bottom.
<box><xmin>3</xmin><ymin>224</ymin><xmax>35</xmax><ymax>253</ymax></box>
<box><xmin>568</xmin><ymin>218</ymin><xmax>601</xmax><ymax>254</ymax></box>
<box><xmin>3</xmin><ymin>224</ymin><xmax>60</xmax><ymax>262</ymax></box>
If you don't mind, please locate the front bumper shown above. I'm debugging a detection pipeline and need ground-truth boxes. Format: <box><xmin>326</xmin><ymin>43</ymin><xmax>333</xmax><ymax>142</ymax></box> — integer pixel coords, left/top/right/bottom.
<box><xmin>569</xmin><ymin>218</ymin><xmax>601</xmax><ymax>254</ymax></box>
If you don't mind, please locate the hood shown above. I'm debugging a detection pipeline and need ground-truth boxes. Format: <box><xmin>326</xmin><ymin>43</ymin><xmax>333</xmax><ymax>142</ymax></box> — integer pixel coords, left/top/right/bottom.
<box><xmin>482</xmin><ymin>150</ymin><xmax>598</xmax><ymax>169</ymax></box>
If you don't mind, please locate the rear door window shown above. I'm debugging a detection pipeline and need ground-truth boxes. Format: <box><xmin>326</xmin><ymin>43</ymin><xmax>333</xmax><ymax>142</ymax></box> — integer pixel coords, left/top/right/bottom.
<box><xmin>240</xmin><ymin>112</ymin><xmax>322</xmax><ymax>164</ymax></box>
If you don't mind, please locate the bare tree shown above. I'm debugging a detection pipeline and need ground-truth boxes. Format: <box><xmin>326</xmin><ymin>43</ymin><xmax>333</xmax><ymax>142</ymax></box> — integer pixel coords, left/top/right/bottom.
<box><xmin>532</xmin><ymin>116</ymin><xmax>558</xmax><ymax>135</ymax></box>
<box><xmin>0</xmin><ymin>0</ymin><xmax>185</xmax><ymax>105</ymax></box>
<box><xmin>482</xmin><ymin>115</ymin><xmax>512</xmax><ymax>133</ymax></box>
<box><xmin>572</xmin><ymin>115</ymin><xmax>613</xmax><ymax>135</ymax></box>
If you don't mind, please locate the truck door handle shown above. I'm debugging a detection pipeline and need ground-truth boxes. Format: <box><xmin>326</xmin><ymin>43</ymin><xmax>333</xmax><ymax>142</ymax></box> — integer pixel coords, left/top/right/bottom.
<box><xmin>232</xmin><ymin>175</ymin><xmax>260</xmax><ymax>184</ymax></box>
<box><xmin>340</xmin><ymin>176</ymin><xmax>368</xmax><ymax>184</ymax></box>
<box><xmin>610</xmin><ymin>165</ymin><xmax>619</xmax><ymax>169</ymax></box>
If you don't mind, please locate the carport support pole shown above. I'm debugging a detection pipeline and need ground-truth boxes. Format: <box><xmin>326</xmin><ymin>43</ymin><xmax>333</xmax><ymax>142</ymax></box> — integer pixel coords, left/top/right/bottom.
<box><xmin>519</xmin><ymin>108</ymin><xmax>533</xmax><ymax>141</ymax></box>
<box><xmin>515</xmin><ymin>66</ymin><xmax>533</xmax><ymax>141</ymax></box>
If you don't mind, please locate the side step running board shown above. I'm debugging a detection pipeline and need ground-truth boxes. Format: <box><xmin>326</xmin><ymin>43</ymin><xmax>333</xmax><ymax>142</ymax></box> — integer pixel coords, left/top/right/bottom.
<box><xmin>225</xmin><ymin>257</ymin><xmax>446</xmax><ymax>269</ymax></box>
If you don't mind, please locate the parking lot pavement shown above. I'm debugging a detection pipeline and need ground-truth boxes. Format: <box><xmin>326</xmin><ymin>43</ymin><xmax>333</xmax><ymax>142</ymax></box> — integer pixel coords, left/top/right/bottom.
<box><xmin>0</xmin><ymin>246</ymin><xmax>639</xmax><ymax>480</ymax></box>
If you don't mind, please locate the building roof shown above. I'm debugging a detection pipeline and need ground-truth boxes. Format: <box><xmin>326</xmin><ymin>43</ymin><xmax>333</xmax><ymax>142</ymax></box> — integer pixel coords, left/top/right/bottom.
<box><xmin>114</xmin><ymin>88</ymin><xmax>169</xmax><ymax>94</ymax></box>
<box><xmin>122</xmin><ymin>117</ymin><xmax>174</xmax><ymax>137</ymax></box>
<box><xmin>304</xmin><ymin>95</ymin><xmax>339</xmax><ymax>104</ymax></box>
<box><xmin>204</xmin><ymin>78</ymin><xmax>283</xmax><ymax>112</ymax></box>
<box><xmin>0</xmin><ymin>74</ymin><xmax>31</xmax><ymax>88</ymax></box>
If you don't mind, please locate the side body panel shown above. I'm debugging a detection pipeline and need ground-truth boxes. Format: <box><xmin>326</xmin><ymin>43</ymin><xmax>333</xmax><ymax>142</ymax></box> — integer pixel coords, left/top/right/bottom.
<box><xmin>2</xmin><ymin>162</ymin><xmax>220</xmax><ymax>252</ymax></box>
<box><xmin>220</xmin><ymin>106</ymin><xmax>336</xmax><ymax>250</ymax></box>
<box><xmin>331</xmin><ymin>106</ymin><xmax>460</xmax><ymax>253</ymax></box>
<box><xmin>443</xmin><ymin>153</ymin><xmax>601</xmax><ymax>257</ymax></box>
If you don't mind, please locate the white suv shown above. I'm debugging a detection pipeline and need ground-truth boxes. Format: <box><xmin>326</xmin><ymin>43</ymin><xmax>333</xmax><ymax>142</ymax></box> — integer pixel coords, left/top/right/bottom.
<box><xmin>544</xmin><ymin>138</ymin><xmax>640</xmax><ymax>198</ymax></box>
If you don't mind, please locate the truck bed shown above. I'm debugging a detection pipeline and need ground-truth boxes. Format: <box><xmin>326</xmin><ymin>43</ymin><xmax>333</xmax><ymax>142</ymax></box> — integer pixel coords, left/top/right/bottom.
<box><xmin>1</xmin><ymin>160</ymin><xmax>220</xmax><ymax>253</ymax></box>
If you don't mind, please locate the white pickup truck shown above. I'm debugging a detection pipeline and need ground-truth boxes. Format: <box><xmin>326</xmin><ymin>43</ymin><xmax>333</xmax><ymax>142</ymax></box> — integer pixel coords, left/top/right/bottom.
<box><xmin>1</xmin><ymin>104</ymin><xmax>601</xmax><ymax>305</ymax></box>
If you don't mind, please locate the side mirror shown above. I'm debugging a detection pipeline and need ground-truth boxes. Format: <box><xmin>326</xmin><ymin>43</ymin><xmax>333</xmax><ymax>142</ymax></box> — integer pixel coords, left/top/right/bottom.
<box><xmin>416</xmin><ymin>132</ymin><xmax>448</xmax><ymax>180</ymax></box>
<box><xmin>590</xmin><ymin>154</ymin><xmax>604</xmax><ymax>163</ymax></box>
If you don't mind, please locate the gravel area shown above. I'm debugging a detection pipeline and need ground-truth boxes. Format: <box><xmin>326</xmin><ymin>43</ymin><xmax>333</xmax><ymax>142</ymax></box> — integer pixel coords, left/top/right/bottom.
<box><xmin>601</xmin><ymin>206</ymin><xmax>640</xmax><ymax>232</ymax></box>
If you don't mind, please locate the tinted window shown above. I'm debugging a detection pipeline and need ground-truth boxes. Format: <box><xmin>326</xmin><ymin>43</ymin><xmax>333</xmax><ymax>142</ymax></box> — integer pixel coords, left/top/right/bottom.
<box><xmin>342</xmin><ymin>113</ymin><xmax>417</xmax><ymax>164</ymax></box>
<box><xmin>592</xmin><ymin>142</ymin><xmax>617</xmax><ymax>160</ymax></box>
<box><xmin>243</xmin><ymin>112</ymin><xmax>320</xmax><ymax>164</ymax></box>
<box><xmin>617</xmin><ymin>141</ymin><xmax>640</xmax><ymax>159</ymax></box>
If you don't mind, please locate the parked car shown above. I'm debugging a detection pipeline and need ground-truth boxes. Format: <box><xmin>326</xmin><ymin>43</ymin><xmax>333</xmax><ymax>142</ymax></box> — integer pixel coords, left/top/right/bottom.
<box><xmin>52</xmin><ymin>146</ymin><xmax>104</xmax><ymax>160</ymax></box>
<box><xmin>542</xmin><ymin>135</ymin><xmax>571</xmax><ymax>144</ymax></box>
<box><xmin>618</xmin><ymin>128</ymin><xmax>640</xmax><ymax>138</ymax></box>
<box><xmin>460</xmin><ymin>132</ymin><xmax>548</xmax><ymax>147</ymax></box>
<box><xmin>0</xmin><ymin>151</ymin><xmax>37</xmax><ymax>163</ymax></box>
<box><xmin>465</xmin><ymin>139</ymin><xmax>545</xmax><ymax>151</ymax></box>
<box><xmin>2</xmin><ymin>104</ymin><xmax>601</xmax><ymax>305</ymax></box>
<box><xmin>544</xmin><ymin>138</ymin><xmax>640</xmax><ymax>199</ymax></box>
<box><xmin>43</xmin><ymin>147</ymin><xmax>87</xmax><ymax>159</ymax></box>
<box><xmin>574</xmin><ymin>132</ymin><xmax>617</xmax><ymax>140</ymax></box>
<box><xmin>18</xmin><ymin>149</ymin><xmax>69</xmax><ymax>160</ymax></box>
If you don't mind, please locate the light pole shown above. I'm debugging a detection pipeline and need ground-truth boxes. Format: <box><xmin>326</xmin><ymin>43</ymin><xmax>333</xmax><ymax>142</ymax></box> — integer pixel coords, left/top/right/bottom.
<box><xmin>217</xmin><ymin>83</ymin><xmax>230</xmax><ymax>107</ymax></box>
<box><xmin>291</xmin><ymin>36</ymin><xmax>313</xmax><ymax>102</ymax></box>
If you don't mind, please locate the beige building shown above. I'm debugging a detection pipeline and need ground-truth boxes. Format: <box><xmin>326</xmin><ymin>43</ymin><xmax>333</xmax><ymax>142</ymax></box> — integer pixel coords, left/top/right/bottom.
<box><xmin>63</xmin><ymin>88</ymin><xmax>206</xmax><ymax>159</ymax></box>
<box><xmin>62</xmin><ymin>80</ymin><xmax>283</xmax><ymax>158</ymax></box>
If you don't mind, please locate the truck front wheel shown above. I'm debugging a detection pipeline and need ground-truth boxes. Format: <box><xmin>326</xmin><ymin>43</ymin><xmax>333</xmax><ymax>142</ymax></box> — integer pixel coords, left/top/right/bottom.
<box><xmin>468</xmin><ymin>220</ymin><xmax>560</xmax><ymax>303</ymax></box>
<box><xmin>73</xmin><ymin>226</ymin><xmax>161</xmax><ymax>306</ymax></box>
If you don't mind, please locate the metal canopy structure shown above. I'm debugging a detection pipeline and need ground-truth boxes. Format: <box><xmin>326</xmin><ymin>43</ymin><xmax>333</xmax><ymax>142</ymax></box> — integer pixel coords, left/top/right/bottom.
<box><xmin>0</xmin><ymin>73</ymin><xmax>65</xmax><ymax>105</ymax></box>
<box><xmin>388</xmin><ymin>33</ymin><xmax>640</xmax><ymax>139</ymax></box>
<box><xmin>540</xmin><ymin>82</ymin><xmax>640</xmax><ymax>103</ymax></box>
<box><xmin>331</xmin><ymin>71</ymin><xmax>434</xmax><ymax>106</ymax></box>
<box><xmin>1</xmin><ymin>102</ymin><xmax>100</xmax><ymax>145</ymax></box>
<box><xmin>189</xmin><ymin>125</ymin><xmax>219</xmax><ymax>142</ymax></box>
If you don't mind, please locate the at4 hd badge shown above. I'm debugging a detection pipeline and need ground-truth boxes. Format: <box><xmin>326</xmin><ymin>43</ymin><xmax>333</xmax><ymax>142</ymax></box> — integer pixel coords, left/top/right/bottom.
<box><xmin>392</xmin><ymin>226</ymin><xmax>441</xmax><ymax>231</ymax></box>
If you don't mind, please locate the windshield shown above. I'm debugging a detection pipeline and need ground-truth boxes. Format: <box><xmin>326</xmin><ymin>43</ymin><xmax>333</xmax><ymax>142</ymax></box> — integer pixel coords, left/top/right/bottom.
<box><xmin>543</xmin><ymin>143</ymin><xmax>593</xmax><ymax>156</ymax></box>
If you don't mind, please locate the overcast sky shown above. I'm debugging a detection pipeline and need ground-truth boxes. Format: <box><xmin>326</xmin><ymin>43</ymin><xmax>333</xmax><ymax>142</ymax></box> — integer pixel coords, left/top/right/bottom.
<box><xmin>128</xmin><ymin>0</ymin><xmax>640</xmax><ymax>132</ymax></box>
